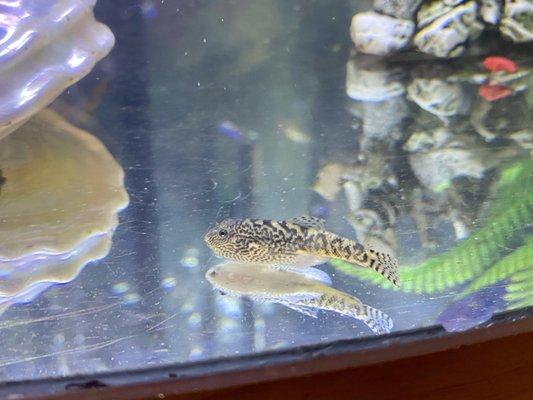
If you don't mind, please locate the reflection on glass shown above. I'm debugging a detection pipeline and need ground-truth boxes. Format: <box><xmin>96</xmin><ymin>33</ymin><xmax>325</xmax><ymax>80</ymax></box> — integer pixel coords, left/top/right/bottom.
<box><xmin>333</xmin><ymin>52</ymin><xmax>532</xmax><ymax>331</ymax></box>
<box><xmin>0</xmin><ymin>109</ymin><xmax>128</xmax><ymax>315</ymax></box>
<box><xmin>206</xmin><ymin>262</ymin><xmax>393</xmax><ymax>334</ymax></box>
<box><xmin>0</xmin><ymin>1</ymin><xmax>530</xmax><ymax>386</ymax></box>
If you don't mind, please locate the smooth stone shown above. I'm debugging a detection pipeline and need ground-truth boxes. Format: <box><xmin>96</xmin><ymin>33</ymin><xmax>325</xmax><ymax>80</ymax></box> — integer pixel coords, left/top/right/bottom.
<box><xmin>345</xmin><ymin>57</ymin><xmax>406</xmax><ymax>102</ymax></box>
<box><xmin>348</xmin><ymin>96</ymin><xmax>409</xmax><ymax>149</ymax></box>
<box><xmin>407</xmin><ymin>78</ymin><xmax>469</xmax><ymax>117</ymax></box>
<box><xmin>404</xmin><ymin>129</ymin><xmax>488</xmax><ymax>192</ymax></box>
<box><xmin>350</xmin><ymin>11</ymin><xmax>415</xmax><ymax>56</ymax></box>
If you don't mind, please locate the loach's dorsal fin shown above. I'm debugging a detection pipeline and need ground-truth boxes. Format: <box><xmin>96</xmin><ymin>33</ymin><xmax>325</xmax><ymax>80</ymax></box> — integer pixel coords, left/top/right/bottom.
<box><xmin>287</xmin><ymin>216</ymin><xmax>325</xmax><ymax>230</ymax></box>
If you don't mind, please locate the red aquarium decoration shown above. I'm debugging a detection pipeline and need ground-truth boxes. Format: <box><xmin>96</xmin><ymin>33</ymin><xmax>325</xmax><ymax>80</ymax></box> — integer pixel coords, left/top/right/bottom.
<box><xmin>478</xmin><ymin>84</ymin><xmax>512</xmax><ymax>102</ymax></box>
<box><xmin>483</xmin><ymin>56</ymin><xmax>518</xmax><ymax>73</ymax></box>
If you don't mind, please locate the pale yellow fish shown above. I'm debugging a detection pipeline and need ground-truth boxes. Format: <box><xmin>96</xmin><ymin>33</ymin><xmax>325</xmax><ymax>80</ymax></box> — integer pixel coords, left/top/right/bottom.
<box><xmin>205</xmin><ymin>262</ymin><xmax>393</xmax><ymax>334</ymax></box>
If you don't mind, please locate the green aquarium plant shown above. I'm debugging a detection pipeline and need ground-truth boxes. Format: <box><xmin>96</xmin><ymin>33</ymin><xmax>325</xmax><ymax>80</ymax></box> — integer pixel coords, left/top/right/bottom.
<box><xmin>332</xmin><ymin>159</ymin><xmax>533</xmax><ymax>308</ymax></box>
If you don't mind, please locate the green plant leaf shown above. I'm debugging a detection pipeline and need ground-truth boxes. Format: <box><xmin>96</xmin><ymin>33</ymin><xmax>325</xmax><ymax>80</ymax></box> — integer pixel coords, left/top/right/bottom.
<box><xmin>458</xmin><ymin>237</ymin><xmax>533</xmax><ymax>298</ymax></box>
<box><xmin>332</xmin><ymin>159</ymin><xmax>533</xmax><ymax>294</ymax></box>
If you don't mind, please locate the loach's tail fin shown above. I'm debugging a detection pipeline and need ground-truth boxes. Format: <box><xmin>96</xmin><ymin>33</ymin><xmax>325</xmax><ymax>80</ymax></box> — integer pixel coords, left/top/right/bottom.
<box><xmin>306</xmin><ymin>231</ymin><xmax>400</xmax><ymax>286</ymax></box>
<box><xmin>339</xmin><ymin>293</ymin><xmax>393</xmax><ymax>334</ymax></box>
<box><xmin>366</xmin><ymin>248</ymin><xmax>400</xmax><ymax>286</ymax></box>
<box><xmin>361</xmin><ymin>304</ymin><xmax>393</xmax><ymax>334</ymax></box>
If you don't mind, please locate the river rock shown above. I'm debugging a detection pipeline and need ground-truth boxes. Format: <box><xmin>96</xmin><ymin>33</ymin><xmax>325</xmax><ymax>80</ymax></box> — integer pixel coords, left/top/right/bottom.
<box><xmin>479</xmin><ymin>0</ymin><xmax>502</xmax><ymax>24</ymax></box>
<box><xmin>500</xmin><ymin>0</ymin><xmax>533</xmax><ymax>42</ymax></box>
<box><xmin>373</xmin><ymin>0</ymin><xmax>425</xmax><ymax>19</ymax></box>
<box><xmin>350</xmin><ymin>11</ymin><xmax>415</xmax><ymax>56</ymax></box>
<box><xmin>414</xmin><ymin>1</ymin><xmax>484</xmax><ymax>57</ymax></box>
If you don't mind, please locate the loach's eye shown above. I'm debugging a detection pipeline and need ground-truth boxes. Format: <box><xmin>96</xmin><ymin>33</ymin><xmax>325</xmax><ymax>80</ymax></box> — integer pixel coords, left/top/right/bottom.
<box><xmin>218</xmin><ymin>229</ymin><xmax>228</xmax><ymax>238</ymax></box>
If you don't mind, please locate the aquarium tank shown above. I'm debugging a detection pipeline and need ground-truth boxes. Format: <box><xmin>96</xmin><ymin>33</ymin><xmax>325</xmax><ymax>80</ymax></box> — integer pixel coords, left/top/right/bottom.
<box><xmin>0</xmin><ymin>0</ymin><xmax>531</xmax><ymax>398</ymax></box>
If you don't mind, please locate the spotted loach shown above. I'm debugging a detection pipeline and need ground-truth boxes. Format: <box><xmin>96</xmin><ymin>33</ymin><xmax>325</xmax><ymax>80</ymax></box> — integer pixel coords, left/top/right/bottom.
<box><xmin>204</xmin><ymin>216</ymin><xmax>399</xmax><ymax>286</ymax></box>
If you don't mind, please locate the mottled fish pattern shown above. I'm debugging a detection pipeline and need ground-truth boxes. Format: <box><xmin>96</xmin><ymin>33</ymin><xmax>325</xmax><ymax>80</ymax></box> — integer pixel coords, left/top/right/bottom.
<box><xmin>204</xmin><ymin>216</ymin><xmax>399</xmax><ymax>286</ymax></box>
<box><xmin>294</xmin><ymin>292</ymin><xmax>393</xmax><ymax>334</ymax></box>
<box><xmin>206</xmin><ymin>263</ymin><xmax>393</xmax><ymax>334</ymax></box>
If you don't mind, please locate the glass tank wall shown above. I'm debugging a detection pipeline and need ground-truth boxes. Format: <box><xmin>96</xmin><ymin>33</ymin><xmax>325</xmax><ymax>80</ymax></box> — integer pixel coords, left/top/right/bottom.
<box><xmin>0</xmin><ymin>0</ymin><xmax>531</xmax><ymax>386</ymax></box>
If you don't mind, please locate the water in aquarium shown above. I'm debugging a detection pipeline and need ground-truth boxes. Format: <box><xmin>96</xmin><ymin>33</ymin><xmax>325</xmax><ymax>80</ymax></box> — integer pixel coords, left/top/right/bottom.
<box><xmin>0</xmin><ymin>0</ymin><xmax>531</xmax><ymax>385</ymax></box>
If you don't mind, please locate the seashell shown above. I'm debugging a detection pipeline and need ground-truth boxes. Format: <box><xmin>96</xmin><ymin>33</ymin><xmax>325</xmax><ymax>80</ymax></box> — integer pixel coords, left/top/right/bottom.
<box><xmin>0</xmin><ymin>233</ymin><xmax>111</xmax><ymax>299</ymax></box>
<box><xmin>500</xmin><ymin>0</ymin><xmax>533</xmax><ymax>42</ymax></box>
<box><xmin>0</xmin><ymin>109</ymin><xmax>127</xmax><ymax>313</ymax></box>
<box><xmin>414</xmin><ymin>1</ymin><xmax>484</xmax><ymax>58</ymax></box>
<box><xmin>479</xmin><ymin>0</ymin><xmax>502</xmax><ymax>25</ymax></box>
<box><xmin>373</xmin><ymin>0</ymin><xmax>425</xmax><ymax>19</ymax></box>
<box><xmin>0</xmin><ymin>0</ymin><xmax>115</xmax><ymax>141</ymax></box>
<box><xmin>350</xmin><ymin>11</ymin><xmax>415</xmax><ymax>56</ymax></box>
<box><xmin>0</xmin><ymin>109</ymin><xmax>129</xmax><ymax>261</ymax></box>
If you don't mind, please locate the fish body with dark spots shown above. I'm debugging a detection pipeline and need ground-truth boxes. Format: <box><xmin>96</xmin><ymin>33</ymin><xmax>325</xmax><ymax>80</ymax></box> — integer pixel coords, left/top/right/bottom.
<box><xmin>206</xmin><ymin>262</ymin><xmax>393</xmax><ymax>334</ymax></box>
<box><xmin>204</xmin><ymin>216</ymin><xmax>400</xmax><ymax>286</ymax></box>
<box><xmin>289</xmin><ymin>292</ymin><xmax>392</xmax><ymax>334</ymax></box>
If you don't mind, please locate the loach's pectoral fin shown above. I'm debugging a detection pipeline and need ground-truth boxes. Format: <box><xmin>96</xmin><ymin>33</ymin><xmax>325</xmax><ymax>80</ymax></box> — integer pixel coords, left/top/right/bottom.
<box><xmin>283</xmin><ymin>303</ymin><xmax>319</xmax><ymax>318</ymax></box>
<box><xmin>291</xmin><ymin>253</ymin><xmax>329</xmax><ymax>268</ymax></box>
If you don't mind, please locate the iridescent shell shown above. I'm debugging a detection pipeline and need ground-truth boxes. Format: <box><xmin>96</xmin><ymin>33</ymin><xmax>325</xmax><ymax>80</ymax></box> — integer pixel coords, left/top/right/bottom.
<box><xmin>0</xmin><ymin>234</ymin><xmax>111</xmax><ymax>303</ymax></box>
<box><xmin>0</xmin><ymin>110</ymin><xmax>128</xmax><ymax>308</ymax></box>
<box><xmin>0</xmin><ymin>109</ymin><xmax>128</xmax><ymax>261</ymax></box>
<box><xmin>0</xmin><ymin>0</ymin><xmax>115</xmax><ymax>140</ymax></box>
